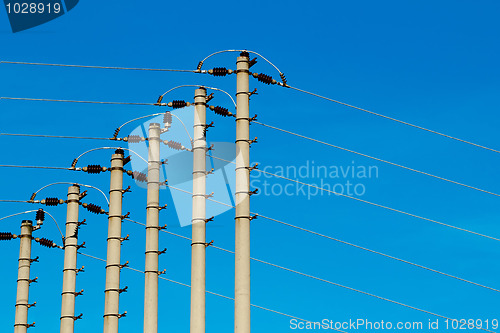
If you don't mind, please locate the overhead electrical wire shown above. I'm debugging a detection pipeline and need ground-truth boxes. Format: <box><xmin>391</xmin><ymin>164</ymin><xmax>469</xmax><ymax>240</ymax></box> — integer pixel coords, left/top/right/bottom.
<box><xmin>0</xmin><ymin>60</ymin><xmax>200</xmax><ymax>73</ymax></box>
<box><xmin>253</xmin><ymin>121</ymin><xmax>500</xmax><ymax>197</ymax></box>
<box><xmin>156</xmin><ymin>187</ymin><xmax>500</xmax><ymax>294</ymax></box>
<box><xmin>0</xmin><ymin>97</ymin><xmax>156</xmax><ymax>106</ymax></box>
<box><xmin>3</xmin><ymin>56</ymin><xmax>498</xmax><ymax>154</ymax></box>
<box><xmin>279</xmin><ymin>85</ymin><xmax>500</xmax><ymax>155</ymax></box>
<box><xmin>207</xmin><ymin>154</ymin><xmax>500</xmax><ymax>242</ymax></box>
<box><xmin>30</xmin><ymin>182</ymin><xmax>110</xmax><ymax>205</ymax></box>
<box><xmin>75</xmin><ymin>251</ymin><xmax>333</xmax><ymax>331</ymax></box>
<box><xmin>0</xmin><ymin>133</ymin><xmax>111</xmax><ymax>140</ymax></box>
<box><xmin>0</xmin><ymin>165</ymin><xmax>76</xmax><ymax>170</ymax></box>
<box><xmin>0</xmin><ymin>209</ymin><xmax>63</xmax><ymax>239</ymax></box>
<box><xmin>123</xmin><ymin>217</ymin><xmax>494</xmax><ymax>331</ymax></box>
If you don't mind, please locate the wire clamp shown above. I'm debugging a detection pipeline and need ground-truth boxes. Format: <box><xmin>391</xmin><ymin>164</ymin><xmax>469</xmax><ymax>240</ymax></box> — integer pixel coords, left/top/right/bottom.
<box><xmin>158</xmin><ymin>269</ymin><xmax>167</xmax><ymax>275</ymax></box>
<box><xmin>249</xmin><ymin>163</ymin><xmax>259</xmax><ymax>171</ymax></box>
<box><xmin>75</xmin><ymin>289</ymin><xmax>84</xmax><ymax>297</ymax></box>
<box><xmin>30</xmin><ymin>256</ymin><xmax>39</xmax><ymax>263</ymax></box>
<box><xmin>122</xmin><ymin>186</ymin><xmax>132</xmax><ymax>194</ymax></box>
<box><xmin>79</xmin><ymin>191</ymin><xmax>88</xmax><ymax>200</ymax></box>
<box><xmin>205</xmin><ymin>144</ymin><xmax>215</xmax><ymax>152</ymax></box>
<box><xmin>76</xmin><ymin>242</ymin><xmax>86</xmax><ymax>250</ymax></box>
<box><xmin>250</xmin><ymin>214</ymin><xmax>258</xmax><ymax>221</ymax></box>
<box><xmin>249</xmin><ymin>189</ymin><xmax>259</xmax><ymax>196</ymax></box>
<box><xmin>121</xmin><ymin>234</ymin><xmax>130</xmax><ymax>242</ymax></box>
<box><xmin>119</xmin><ymin>261</ymin><xmax>129</xmax><ymax>269</ymax></box>
<box><xmin>206</xmin><ymin>168</ymin><xmax>214</xmax><ymax>175</ymax></box>
<box><xmin>205</xmin><ymin>216</ymin><xmax>214</xmax><ymax>223</ymax></box>
<box><xmin>159</xmin><ymin>204</ymin><xmax>168</xmax><ymax>211</ymax></box>
<box><xmin>118</xmin><ymin>311</ymin><xmax>127</xmax><ymax>319</ymax></box>
<box><xmin>249</xmin><ymin>114</ymin><xmax>258</xmax><ymax>122</ymax></box>
<box><xmin>118</xmin><ymin>286</ymin><xmax>128</xmax><ymax>294</ymax></box>
<box><xmin>248</xmin><ymin>57</ymin><xmax>258</xmax><ymax>68</ymax></box>
<box><xmin>206</xmin><ymin>92</ymin><xmax>214</xmax><ymax>102</ymax></box>
<box><xmin>74</xmin><ymin>313</ymin><xmax>83</xmax><ymax>321</ymax></box>
<box><xmin>249</xmin><ymin>137</ymin><xmax>258</xmax><ymax>146</ymax></box>
<box><xmin>205</xmin><ymin>192</ymin><xmax>214</xmax><ymax>198</ymax></box>
<box><xmin>248</xmin><ymin>88</ymin><xmax>258</xmax><ymax>98</ymax></box>
<box><xmin>121</xmin><ymin>212</ymin><xmax>131</xmax><ymax>220</ymax></box>
<box><xmin>203</xmin><ymin>121</ymin><xmax>215</xmax><ymax>134</ymax></box>
<box><xmin>27</xmin><ymin>302</ymin><xmax>36</xmax><ymax>308</ymax></box>
<box><xmin>158</xmin><ymin>248</ymin><xmax>167</xmax><ymax>255</ymax></box>
<box><xmin>29</xmin><ymin>277</ymin><xmax>38</xmax><ymax>284</ymax></box>
<box><xmin>76</xmin><ymin>266</ymin><xmax>85</xmax><ymax>275</ymax></box>
<box><xmin>27</xmin><ymin>322</ymin><xmax>35</xmax><ymax>328</ymax></box>
<box><xmin>205</xmin><ymin>240</ymin><xmax>214</xmax><ymax>247</ymax></box>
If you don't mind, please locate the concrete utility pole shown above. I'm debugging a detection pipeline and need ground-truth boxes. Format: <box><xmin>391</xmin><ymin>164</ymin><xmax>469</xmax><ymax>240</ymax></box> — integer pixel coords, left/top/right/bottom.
<box><xmin>104</xmin><ymin>149</ymin><xmax>125</xmax><ymax>333</ymax></box>
<box><xmin>191</xmin><ymin>88</ymin><xmax>207</xmax><ymax>333</ymax></box>
<box><xmin>60</xmin><ymin>185</ymin><xmax>80</xmax><ymax>333</ymax></box>
<box><xmin>235</xmin><ymin>52</ymin><xmax>251</xmax><ymax>333</ymax></box>
<box><xmin>144</xmin><ymin>123</ymin><xmax>161</xmax><ymax>333</ymax></box>
<box><xmin>14</xmin><ymin>220</ymin><xmax>34</xmax><ymax>333</ymax></box>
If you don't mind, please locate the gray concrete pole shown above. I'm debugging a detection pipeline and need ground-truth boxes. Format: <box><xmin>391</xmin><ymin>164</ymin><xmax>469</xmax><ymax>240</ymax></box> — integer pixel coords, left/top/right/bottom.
<box><xmin>104</xmin><ymin>149</ymin><xmax>125</xmax><ymax>333</ymax></box>
<box><xmin>235</xmin><ymin>52</ymin><xmax>251</xmax><ymax>333</ymax></box>
<box><xmin>60</xmin><ymin>185</ymin><xmax>80</xmax><ymax>333</ymax></box>
<box><xmin>144</xmin><ymin>123</ymin><xmax>161</xmax><ymax>333</ymax></box>
<box><xmin>14</xmin><ymin>220</ymin><xmax>34</xmax><ymax>333</ymax></box>
<box><xmin>191</xmin><ymin>88</ymin><xmax>207</xmax><ymax>333</ymax></box>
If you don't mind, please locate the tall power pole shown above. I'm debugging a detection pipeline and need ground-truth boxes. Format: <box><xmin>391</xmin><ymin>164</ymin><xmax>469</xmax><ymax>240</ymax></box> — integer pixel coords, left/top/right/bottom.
<box><xmin>235</xmin><ymin>52</ymin><xmax>251</xmax><ymax>333</ymax></box>
<box><xmin>144</xmin><ymin>123</ymin><xmax>161</xmax><ymax>333</ymax></box>
<box><xmin>60</xmin><ymin>185</ymin><xmax>80</xmax><ymax>333</ymax></box>
<box><xmin>14</xmin><ymin>220</ymin><xmax>34</xmax><ymax>333</ymax></box>
<box><xmin>104</xmin><ymin>149</ymin><xmax>125</xmax><ymax>333</ymax></box>
<box><xmin>191</xmin><ymin>88</ymin><xmax>207</xmax><ymax>333</ymax></box>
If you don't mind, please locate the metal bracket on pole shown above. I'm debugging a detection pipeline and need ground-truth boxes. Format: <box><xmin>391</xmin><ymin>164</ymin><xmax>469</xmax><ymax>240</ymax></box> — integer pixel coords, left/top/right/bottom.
<box><xmin>29</xmin><ymin>256</ymin><xmax>39</xmax><ymax>263</ymax></box>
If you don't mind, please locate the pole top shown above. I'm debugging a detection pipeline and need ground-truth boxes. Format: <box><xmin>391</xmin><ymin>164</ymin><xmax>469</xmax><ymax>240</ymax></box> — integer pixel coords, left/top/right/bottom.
<box><xmin>115</xmin><ymin>148</ymin><xmax>124</xmax><ymax>155</ymax></box>
<box><xmin>240</xmin><ymin>51</ymin><xmax>249</xmax><ymax>57</ymax></box>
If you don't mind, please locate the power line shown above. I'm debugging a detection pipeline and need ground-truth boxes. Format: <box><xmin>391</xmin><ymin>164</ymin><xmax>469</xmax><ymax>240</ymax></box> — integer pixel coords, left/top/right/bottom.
<box><xmin>147</xmin><ymin>186</ymin><xmax>500</xmax><ymax>294</ymax></box>
<box><xmin>0</xmin><ymin>61</ymin><xmax>200</xmax><ymax>73</ymax></box>
<box><xmin>207</xmin><ymin>154</ymin><xmax>500</xmax><ymax>242</ymax></box>
<box><xmin>249</xmin><ymin>214</ymin><xmax>500</xmax><ymax>293</ymax></box>
<box><xmin>281</xmin><ymin>84</ymin><xmax>500</xmax><ymax>155</ymax></box>
<box><xmin>0</xmin><ymin>97</ymin><xmax>156</xmax><ymax>106</ymax></box>
<box><xmin>0</xmin><ymin>133</ymin><xmax>111</xmax><ymax>140</ymax></box>
<box><xmin>254</xmin><ymin>121</ymin><xmax>500</xmax><ymax>198</ymax></box>
<box><xmin>76</xmin><ymin>251</ymin><xmax>336</xmax><ymax>332</ymax></box>
<box><xmin>0</xmin><ymin>165</ymin><xmax>76</xmax><ymax>170</ymax></box>
<box><xmin>0</xmin><ymin>199</ymin><xmax>33</xmax><ymax>203</ymax></box>
<box><xmin>123</xmin><ymin>218</ymin><xmax>494</xmax><ymax>332</ymax></box>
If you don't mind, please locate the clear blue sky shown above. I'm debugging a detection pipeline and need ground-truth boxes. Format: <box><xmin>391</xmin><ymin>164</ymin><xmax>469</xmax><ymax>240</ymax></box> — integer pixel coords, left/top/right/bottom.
<box><xmin>1</xmin><ymin>1</ymin><xmax>500</xmax><ymax>332</ymax></box>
